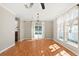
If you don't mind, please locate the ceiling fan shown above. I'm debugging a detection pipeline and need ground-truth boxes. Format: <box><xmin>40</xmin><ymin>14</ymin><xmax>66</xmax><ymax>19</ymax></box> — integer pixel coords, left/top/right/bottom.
<box><xmin>40</xmin><ymin>3</ymin><xmax>45</xmax><ymax>9</ymax></box>
<box><xmin>24</xmin><ymin>3</ymin><xmax>45</xmax><ymax>10</ymax></box>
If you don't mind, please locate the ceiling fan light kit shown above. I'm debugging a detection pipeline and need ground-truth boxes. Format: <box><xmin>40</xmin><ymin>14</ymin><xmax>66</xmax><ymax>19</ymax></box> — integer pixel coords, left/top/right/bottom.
<box><xmin>24</xmin><ymin>3</ymin><xmax>45</xmax><ymax>10</ymax></box>
<box><xmin>24</xmin><ymin>3</ymin><xmax>34</xmax><ymax>8</ymax></box>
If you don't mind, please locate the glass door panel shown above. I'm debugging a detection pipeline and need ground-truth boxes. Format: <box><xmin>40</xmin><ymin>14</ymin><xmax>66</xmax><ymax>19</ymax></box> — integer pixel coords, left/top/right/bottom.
<box><xmin>67</xmin><ymin>19</ymin><xmax>78</xmax><ymax>48</ymax></box>
<box><xmin>33</xmin><ymin>22</ymin><xmax>44</xmax><ymax>39</ymax></box>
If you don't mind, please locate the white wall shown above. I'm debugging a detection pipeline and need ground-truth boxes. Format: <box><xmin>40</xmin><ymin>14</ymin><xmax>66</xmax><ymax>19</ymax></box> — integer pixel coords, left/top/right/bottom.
<box><xmin>53</xmin><ymin>19</ymin><xmax>57</xmax><ymax>39</ymax></box>
<box><xmin>21</xmin><ymin>21</ymin><xmax>53</xmax><ymax>40</ymax></box>
<box><xmin>45</xmin><ymin>21</ymin><xmax>53</xmax><ymax>39</ymax></box>
<box><xmin>20</xmin><ymin>20</ymin><xmax>25</xmax><ymax>41</ymax></box>
<box><xmin>0</xmin><ymin>5</ymin><xmax>16</xmax><ymax>53</ymax></box>
<box><xmin>24</xmin><ymin>21</ymin><xmax>32</xmax><ymax>39</ymax></box>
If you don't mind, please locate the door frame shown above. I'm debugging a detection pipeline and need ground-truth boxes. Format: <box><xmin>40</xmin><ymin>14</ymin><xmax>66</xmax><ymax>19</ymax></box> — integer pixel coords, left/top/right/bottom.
<box><xmin>32</xmin><ymin>21</ymin><xmax>45</xmax><ymax>40</ymax></box>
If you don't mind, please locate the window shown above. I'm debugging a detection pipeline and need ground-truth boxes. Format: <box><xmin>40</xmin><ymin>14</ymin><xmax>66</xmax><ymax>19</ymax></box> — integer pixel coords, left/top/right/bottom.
<box><xmin>57</xmin><ymin>6</ymin><xmax>78</xmax><ymax>48</ymax></box>
<box><xmin>35</xmin><ymin>25</ymin><xmax>42</xmax><ymax>35</ymax></box>
<box><xmin>66</xmin><ymin>7</ymin><xmax>78</xmax><ymax>48</ymax></box>
<box><xmin>67</xmin><ymin>19</ymin><xmax>78</xmax><ymax>48</ymax></box>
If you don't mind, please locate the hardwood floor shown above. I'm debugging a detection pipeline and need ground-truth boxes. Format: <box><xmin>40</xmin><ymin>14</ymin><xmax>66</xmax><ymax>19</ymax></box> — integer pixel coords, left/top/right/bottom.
<box><xmin>0</xmin><ymin>39</ymin><xmax>76</xmax><ymax>56</ymax></box>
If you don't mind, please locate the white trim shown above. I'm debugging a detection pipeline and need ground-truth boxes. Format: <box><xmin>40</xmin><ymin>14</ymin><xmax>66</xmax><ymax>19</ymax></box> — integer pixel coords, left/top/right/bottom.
<box><xmin>0</xmin><ymin>43</ymin><xmax>15</xmax><ymax>54</ymax></box>
<box><xmin>46</xmin><ymin>38</ymin><xmax>53</xmax><ymax>39</ymax></box>
<box><xmin>19</xmin><ymin>38</ymin><xmax>32</xmax><ymax>41</ymax></box>
<box><xmin>23</xmin><ymin>38</ymin><xmax>32</xmax><ymax>40</ymax></box>
<box><xmin>18</xmin><ymin>39</ymin><xmax>23</xmax><ymax>42</ymax></box>
<box><xmin>44</xmin><ymin>38</ymin><xmax>53</xmax><ymax>40</ymax></box>
<box><xmin>32</xmin><ymin>22</ymin><xmax>45</xmax><ymax>39</ymax></box>
<box><xmin>21</xmin><ymin>38</ymin><xmax>52</xmax><ymax>41</ymax></box>
<box><xmin>0</xmin><ymin>4</ymin><xmax>16</xmax><ymax>15</ymax></box>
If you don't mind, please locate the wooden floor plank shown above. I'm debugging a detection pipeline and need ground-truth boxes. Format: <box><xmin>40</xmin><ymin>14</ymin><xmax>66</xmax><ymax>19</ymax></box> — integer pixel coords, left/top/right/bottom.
<box><xmin>0</xmin><ymin>39</ymin><xmax>76</xmax><ymax>56</ymax></box>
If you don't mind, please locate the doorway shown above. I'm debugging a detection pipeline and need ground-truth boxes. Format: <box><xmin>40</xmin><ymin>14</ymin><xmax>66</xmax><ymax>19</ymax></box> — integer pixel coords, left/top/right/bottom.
<box><xmin>32</xmin><ymin>21</ymin><xmax>45</xmax><ymax>40</ymax></box>
<box><xmin>15</xmin><ymin>31</ymin><xmax>18</xmax><ymax>42</ymax></box>
<box><xmin>15</xmin><ymin>17</ymin><xmax>20</xmax><ymax>42</ymax></box>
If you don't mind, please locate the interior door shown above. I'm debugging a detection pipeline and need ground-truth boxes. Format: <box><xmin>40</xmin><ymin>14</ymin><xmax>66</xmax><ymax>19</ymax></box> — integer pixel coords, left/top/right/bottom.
<box><xmin>32</xmin><ymin>22</ymin><xmax>44</xmax><ymax>40</ymax></box>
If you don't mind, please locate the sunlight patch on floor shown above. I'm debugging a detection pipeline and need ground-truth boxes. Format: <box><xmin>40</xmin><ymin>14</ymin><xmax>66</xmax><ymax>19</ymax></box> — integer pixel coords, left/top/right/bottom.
<box><xmin>55</xmin><ymin>50</ymin><xmax>71</xmax><ymax>56</ymax></box>
<box><xmin>49</xmin><ymin>44</ymin><xmax>60</xmax><ymax>52</ymax></box>
<box><xmin>41</xmin><ymin>50</ymin><xmax>44</xmax><ymax>53</ymax></box>
<box><xmin>40</xmin><ymin>50</ymin><xmax>45</xmax><ymax>56</ymax></box>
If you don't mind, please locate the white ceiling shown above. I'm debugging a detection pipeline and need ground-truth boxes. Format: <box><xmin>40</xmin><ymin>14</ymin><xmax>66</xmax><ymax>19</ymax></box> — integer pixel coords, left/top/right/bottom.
<box><xmin>1</xmin><ymin>3</ymin><xmax>76</xmax><ymax>21</ymax></box>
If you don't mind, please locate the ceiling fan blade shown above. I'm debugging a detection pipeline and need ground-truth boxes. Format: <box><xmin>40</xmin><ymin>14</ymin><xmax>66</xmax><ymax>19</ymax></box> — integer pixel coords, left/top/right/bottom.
<box><xmin>40</xmin><ymin>3</ymin><xmax>45</xmax><ymax>9</ymax></box>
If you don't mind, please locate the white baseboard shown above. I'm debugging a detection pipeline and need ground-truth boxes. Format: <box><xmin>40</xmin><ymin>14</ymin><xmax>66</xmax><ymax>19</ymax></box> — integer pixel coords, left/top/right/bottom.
<box><xmin>25</xmin><ymin>38</ymin><xmax>31</xmax><ymax>39</ymax></box>
<box><xmin>20</xmin><ymin>39</ymin><xmax>24</xmax><ymax>41</ymax></box>
<box><xmin>45</xmin><ymin>38</ymin><xmax>53</xmax><ymax>40</ymax></box>
<box><xmin>19</xmin><ymin>38</ymin><xmax>32</xmax><ymax>42</ymax></box>
<box><xmin>0</xmin><ymin>43</ymin><xmax>15</xmax><ymax>54</ymax></box>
